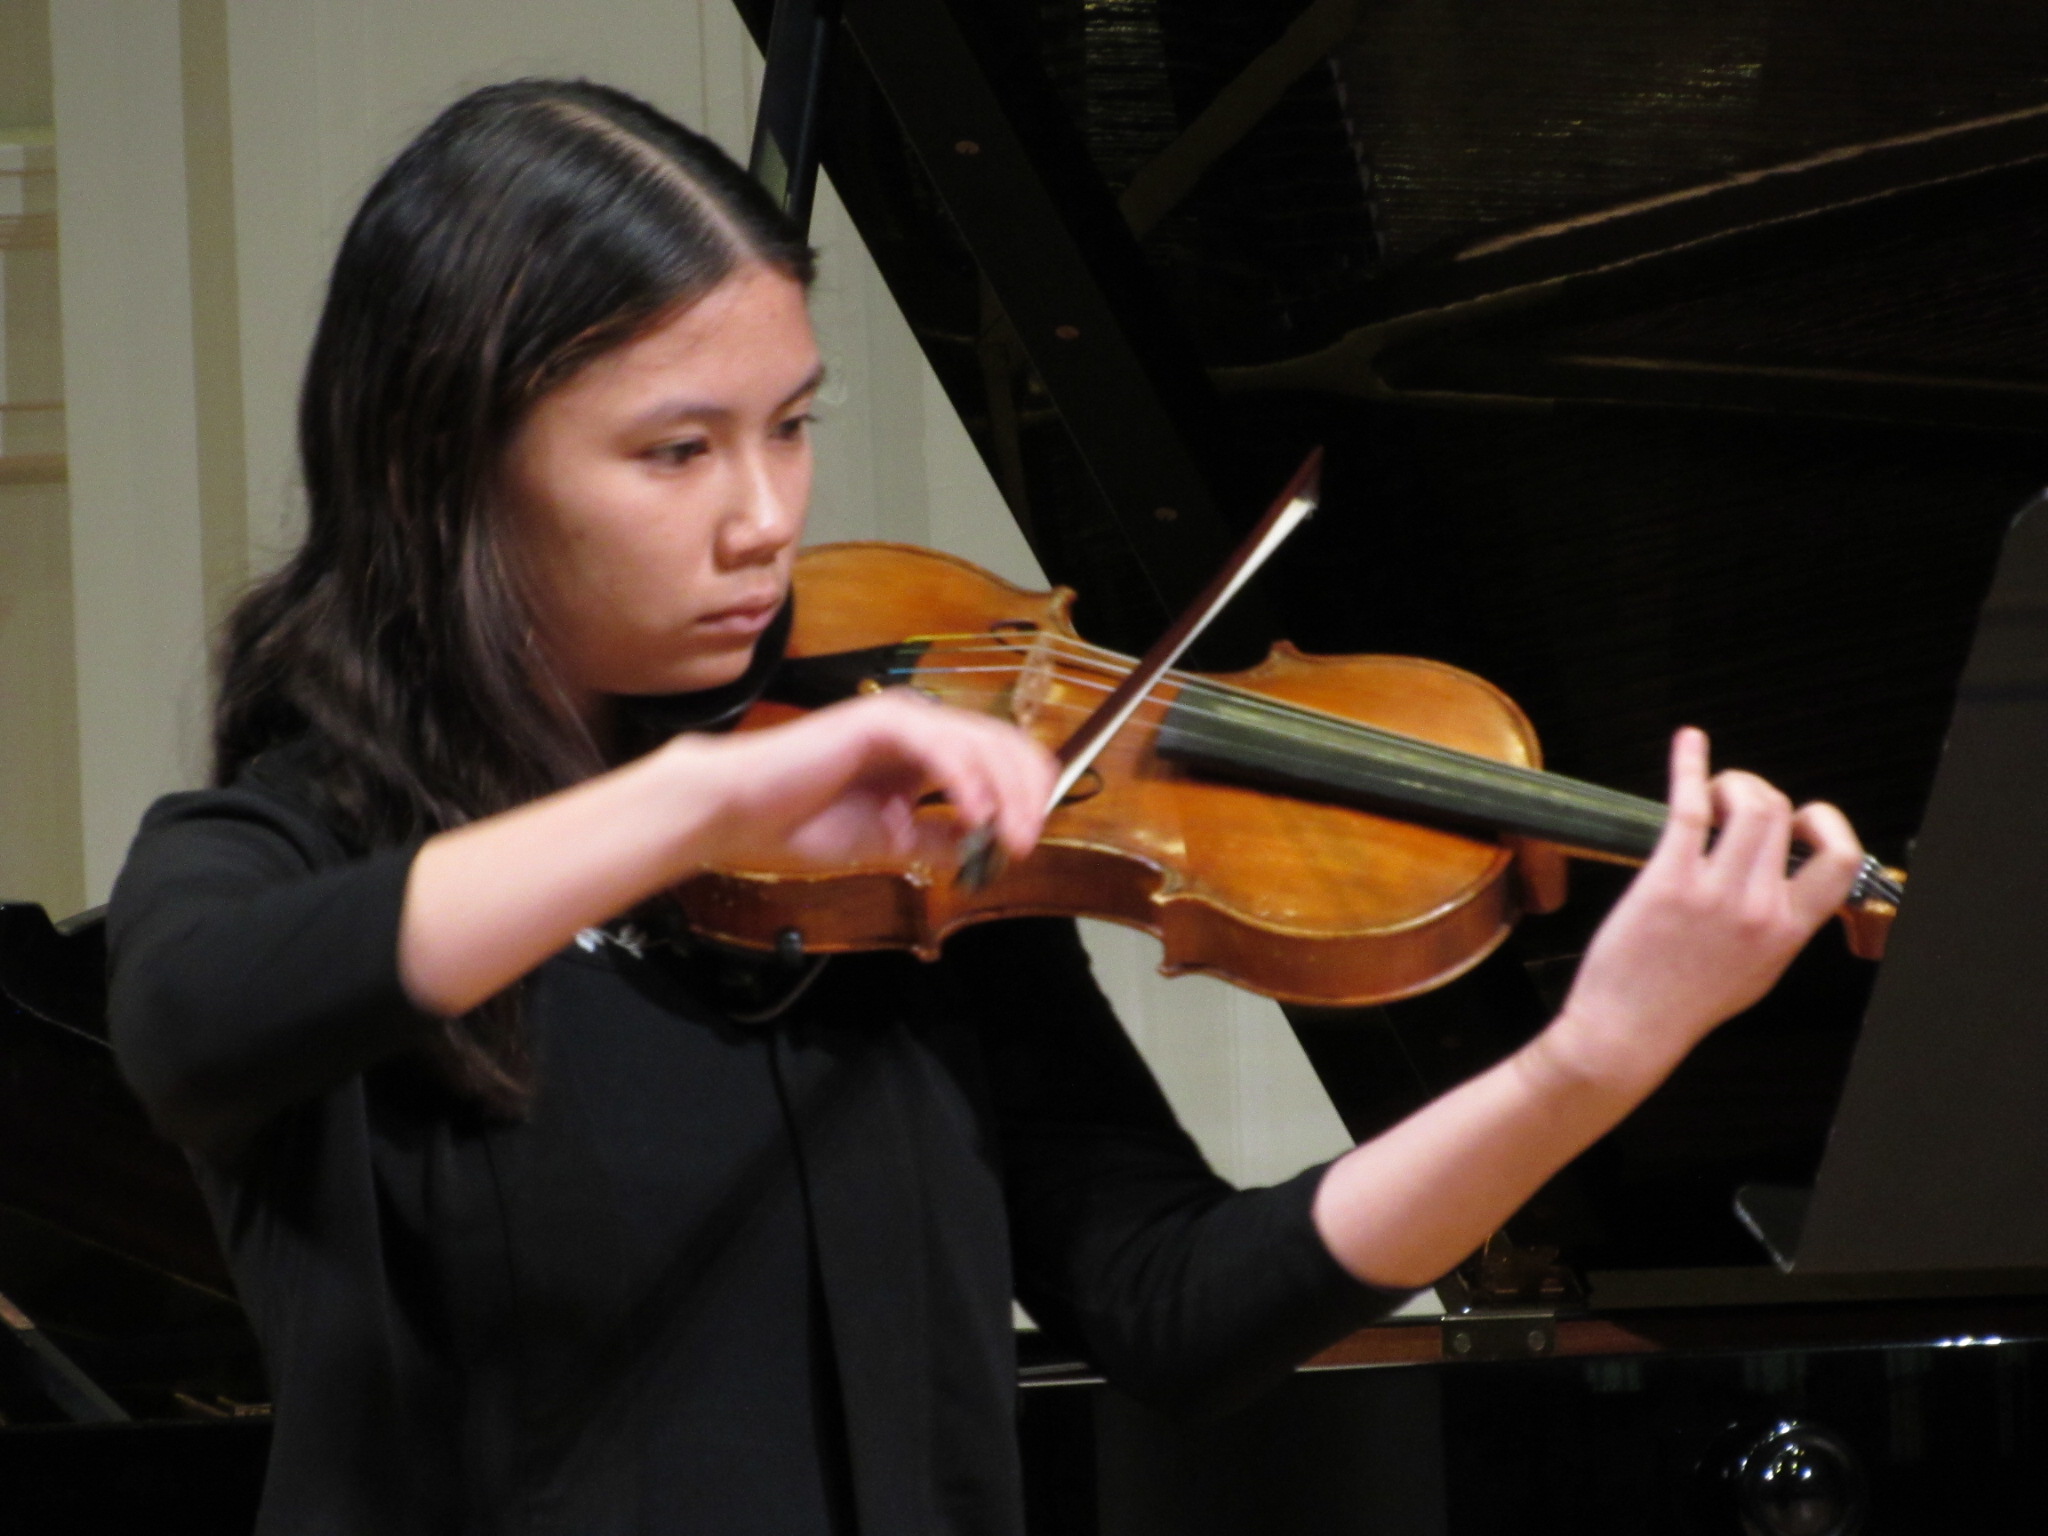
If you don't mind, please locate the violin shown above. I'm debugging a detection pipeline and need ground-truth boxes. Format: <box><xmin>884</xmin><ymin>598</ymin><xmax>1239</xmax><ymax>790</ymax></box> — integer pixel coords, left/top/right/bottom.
<box><xmin>672</xmin><ymin>537</ymin><xmax>1904</xmax><ymax>1010</ymax></box>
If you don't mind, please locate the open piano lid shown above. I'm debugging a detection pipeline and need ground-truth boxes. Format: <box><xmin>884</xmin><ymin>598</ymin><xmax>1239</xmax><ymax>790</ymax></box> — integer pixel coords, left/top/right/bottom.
<box><xmin>1740</xmin><ymin>491</ymin><xmax>2048</xmax><ymax>1277</ymax></box>
<box><xmin>747</xmin><ymin>0</ymin><xmax>2048</xmax><ymax>1288</ymax></box>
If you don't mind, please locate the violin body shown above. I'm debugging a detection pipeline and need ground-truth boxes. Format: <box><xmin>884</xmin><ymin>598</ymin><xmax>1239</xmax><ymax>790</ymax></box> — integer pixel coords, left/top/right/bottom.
<box><xmin>674</xmin><ymin>542</ymin><xmax>1575</xmax><ymax>1006</ymax></box>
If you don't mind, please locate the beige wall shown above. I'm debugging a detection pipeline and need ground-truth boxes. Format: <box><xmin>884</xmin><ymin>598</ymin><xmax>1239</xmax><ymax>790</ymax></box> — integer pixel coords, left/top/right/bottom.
<box><xmin>1</xmin><ymin>0</ymin><xmax>81</xmax><ymax>919</ymax></box>
<box><xmin>37</xmin><ymin>0</ymin><xmax>1348</xmax><ymax>1188</ymax></box>
<box><xmin>50</xmin><ymin>0</ymin><xmax>215</xmax><ymax>902</ymax></box>
<box><xmin>0</xmin><ymin>470</ymin><xmax>82</xmax><ymax>918</ymax></box>
<box><xmin>0</xmin><ymin>0</ymin><xmax>52</xmax><ymax>135</ymax></box>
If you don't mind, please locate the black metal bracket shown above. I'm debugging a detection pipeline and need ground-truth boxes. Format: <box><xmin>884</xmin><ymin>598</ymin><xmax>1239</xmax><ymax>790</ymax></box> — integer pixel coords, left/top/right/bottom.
<box><xmin>1440</xmin><ymin>1312</ymin><xmax>1562</xmax><ymax>1363</ymax></box>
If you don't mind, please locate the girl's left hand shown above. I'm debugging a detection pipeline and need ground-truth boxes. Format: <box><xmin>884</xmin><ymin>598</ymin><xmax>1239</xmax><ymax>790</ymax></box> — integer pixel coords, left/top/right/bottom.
<box><xmin>1539</xmin><ymin>726</ymin><xmax>1864</xmax><ymax>1094</ymax></box>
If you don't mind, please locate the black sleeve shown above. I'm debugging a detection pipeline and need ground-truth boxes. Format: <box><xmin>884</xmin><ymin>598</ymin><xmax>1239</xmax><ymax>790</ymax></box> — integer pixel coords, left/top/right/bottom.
<box><xmin>945</xmin><ymin>919</ymin><xmax>1405</xmax><ymax>1420</ymax></box>
<box><xmin>106</xmin><ymin>786</ymin><xmax>436</xmax><ymax>1155</ymax></box>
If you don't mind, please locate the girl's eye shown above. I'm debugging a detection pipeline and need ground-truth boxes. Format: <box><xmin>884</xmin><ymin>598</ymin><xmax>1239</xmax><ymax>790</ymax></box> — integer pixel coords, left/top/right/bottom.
<box><xmin>648</xmin><ymin>438</ymin><xmax>709</xmax><ymax>467</ymax></box>
<box><xmin>775</xmin><ymin>412</ymin><xmax>816</xmax><ymax>442</ymax></box>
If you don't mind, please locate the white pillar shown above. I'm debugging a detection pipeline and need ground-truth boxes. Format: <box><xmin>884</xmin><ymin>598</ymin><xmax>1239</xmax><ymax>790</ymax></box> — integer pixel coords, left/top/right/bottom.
<box><xmin>50</xmin><ymin>0</ymin><xmax>212</xmax><ymax>902</ymax></box>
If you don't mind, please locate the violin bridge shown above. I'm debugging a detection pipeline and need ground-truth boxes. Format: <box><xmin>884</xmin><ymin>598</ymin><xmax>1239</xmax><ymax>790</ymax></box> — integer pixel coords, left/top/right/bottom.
<box><xmin>1003</xmin><ymin>628</ymin><xmax>1059</xmax><ymax>734</ymax></box>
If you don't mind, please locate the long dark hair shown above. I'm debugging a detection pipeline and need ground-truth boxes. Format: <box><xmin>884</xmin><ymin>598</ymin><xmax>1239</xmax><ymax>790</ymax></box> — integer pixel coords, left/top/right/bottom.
<box><xmin>215</xmin><ymin>80</ymin><xmax>813</xmax><ymax>1115</ymax></box>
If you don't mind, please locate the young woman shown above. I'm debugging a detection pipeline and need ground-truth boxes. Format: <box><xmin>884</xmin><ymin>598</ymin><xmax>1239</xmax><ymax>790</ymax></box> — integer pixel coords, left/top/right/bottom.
<box><xmin>107</xmin><ymin>79</ymin><xmax>1863</xmax><ymax>1536</ymax></box>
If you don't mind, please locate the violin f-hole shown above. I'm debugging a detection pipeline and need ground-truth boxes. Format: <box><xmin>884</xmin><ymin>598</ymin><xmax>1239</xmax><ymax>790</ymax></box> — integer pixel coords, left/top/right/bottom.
<box><xmin>1057</xmin><ymin>768</ymin><xmax>1103</xmax><ymax>808</ymax></box>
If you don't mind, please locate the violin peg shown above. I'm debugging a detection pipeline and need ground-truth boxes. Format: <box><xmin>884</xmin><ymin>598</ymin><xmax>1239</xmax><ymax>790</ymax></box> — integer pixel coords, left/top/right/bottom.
<box><xmin>1839</xmin><ymin>897</ymin><xmax>1897</xmax><ymax>962</ymax></box>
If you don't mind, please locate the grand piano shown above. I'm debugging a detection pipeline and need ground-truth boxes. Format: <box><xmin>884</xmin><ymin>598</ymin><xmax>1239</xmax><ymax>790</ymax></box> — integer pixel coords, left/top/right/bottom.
<box><xmin>9</xmin><ymin>1</ymin><xmax>2048</xmax><ymax>1530</ymax></box>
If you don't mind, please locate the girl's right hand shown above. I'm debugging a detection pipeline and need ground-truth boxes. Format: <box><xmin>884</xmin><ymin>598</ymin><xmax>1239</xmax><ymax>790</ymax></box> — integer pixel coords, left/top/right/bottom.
<box><xmin>402</xmin><ymin>691</ymin><xmax>1056</xmax><ymax>1018</ymax></box>
<box><xmin>667</xmin><ymin>690</ymin><xmax>1059</xmax><ymax>874</ymax></box>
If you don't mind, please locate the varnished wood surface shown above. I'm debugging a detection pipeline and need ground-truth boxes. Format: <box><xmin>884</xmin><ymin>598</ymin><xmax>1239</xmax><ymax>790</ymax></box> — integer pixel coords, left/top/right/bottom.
<box><xmin>681</xmin><ymin>541</ymin><xmax>1550</xmax><ymax>1006</ymax></box>
<box><xmin>1305</xmin><ymin>1294</ymin><xmax>2048</xmax><ymax>1370</ymax></box>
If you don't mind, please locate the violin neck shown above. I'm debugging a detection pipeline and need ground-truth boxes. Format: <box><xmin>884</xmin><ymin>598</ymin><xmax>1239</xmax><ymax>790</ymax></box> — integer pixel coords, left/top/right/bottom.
<box><xmin>771</xmin><ymin>638</ymin><xmax>1898</xmax><ymax>912</ymax></box>
<box><xmin>1156</xmin><ymin>689</ymin><xmax>1903</xmax><ymax>910</ymax></box>
<box><xmin>775</xmin><ymin>641</ymin><xmax>1674</xmax><ymax>861</ymax></box>
<box><xmin>1154</xmin><ymin>689</ymin><xmax>1669</xmax><ymax>864</ymax></box>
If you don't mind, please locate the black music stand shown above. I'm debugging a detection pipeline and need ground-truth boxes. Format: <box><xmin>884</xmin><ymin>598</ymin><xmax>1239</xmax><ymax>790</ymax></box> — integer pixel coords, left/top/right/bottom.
<box><xmin>1737</xmin><ymin>489</ymin><xmax>2048</xmax><ymax>1277</ymax></box>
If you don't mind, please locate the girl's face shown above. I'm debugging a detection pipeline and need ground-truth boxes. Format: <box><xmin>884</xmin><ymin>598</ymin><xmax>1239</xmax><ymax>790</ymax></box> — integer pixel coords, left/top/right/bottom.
<box><xmin>504</xmin><ymin>262</ymin><xmax>821</xmax><ymax>708</ymax></box>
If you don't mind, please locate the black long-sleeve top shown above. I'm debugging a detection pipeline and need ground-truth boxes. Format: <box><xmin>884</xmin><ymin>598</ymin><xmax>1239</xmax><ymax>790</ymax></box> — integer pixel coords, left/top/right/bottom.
<box><xmin>107</xmin><ymin>753</ymin><xmax>1398</xmax><ymax>1535</ymax></box>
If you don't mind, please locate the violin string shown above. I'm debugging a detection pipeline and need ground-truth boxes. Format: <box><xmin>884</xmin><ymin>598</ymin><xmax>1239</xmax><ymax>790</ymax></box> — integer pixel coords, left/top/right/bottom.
<box><xmin>903</xmin><ymin>634</ymin><xmax>1617</xmax><ymax>817</ymax></box>
<box><xmin>906</xmin><ymin>633</ymin><xmax>1663</xmax><ymax>823</ymax></box>
<box><xmin>892</xmin><ymin>634</ymin><xmax>1905</xmax><ymax>907</ymax></box>
<box><xmin>908</xmin><ymin>634</ymin><xmax>1848</xmax><ymax>838</ymax></box>
<box><xmin>914</xmin><ymin>674</ymin><xmax>1668</xmax><ymax>868</ymax></box>
<box><xmin>906</xmin><ymin>638</ymin><xmax>1668</xmax><ymax>827</ymax></box>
